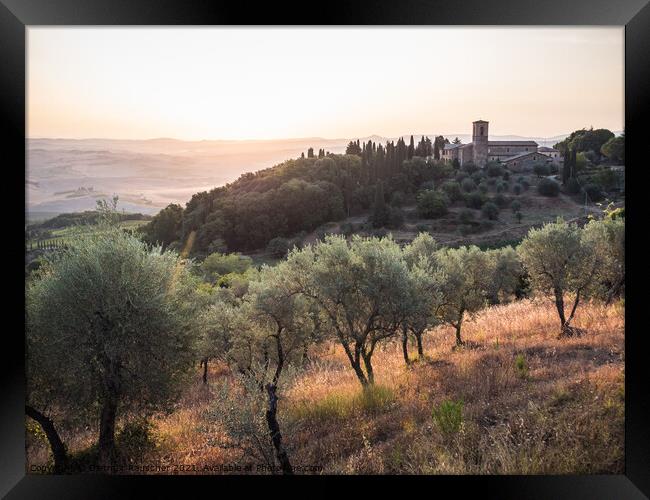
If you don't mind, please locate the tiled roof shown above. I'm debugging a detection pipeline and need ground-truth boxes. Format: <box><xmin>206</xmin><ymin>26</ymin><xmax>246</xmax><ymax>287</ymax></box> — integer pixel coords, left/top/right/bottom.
<box><xmin>502</xmin><ymin>151</ymin><xmax>549</xmax><ymax>162</ymax></box>
<box><xmin>443</xmin><ymin>143</ymin><xmax>463</xmax><ymax>150</ymax></box>
<box><xmin>487</xmin><ymin>141</ymin><xmax>538</xmax><ymax>146</ymax></box>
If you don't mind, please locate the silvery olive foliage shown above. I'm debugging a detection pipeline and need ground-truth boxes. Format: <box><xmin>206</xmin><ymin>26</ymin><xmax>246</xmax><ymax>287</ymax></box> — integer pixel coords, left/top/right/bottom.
<box><xmin>435</xmin><ymin>245</ymin><xmax>493</xmax><ymax>346</ymax></box>
<box><xmin>282</xmin><ymin>234</ymin><xmax>413</xmax><ymax>386</ymax></box>
<box><xmin>26</xmin><ymin>219</ymin><xmax>203</xmax><ymax>427</ymax></box>
<box><xmin>518</xmin><ymin>218</ymin><xmax>608</xmax><ymax>331</ymax></box>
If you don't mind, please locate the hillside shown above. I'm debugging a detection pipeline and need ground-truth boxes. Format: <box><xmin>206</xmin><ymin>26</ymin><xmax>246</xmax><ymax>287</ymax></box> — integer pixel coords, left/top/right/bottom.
<box><xmin>138</xmin><ymin>130</ymin><xmax>623</xmax><ymax>257</ymax></box>
<box><xmin>26</xmin><ymin>297</ymin><xmax>624</xmax><ymax>474</ymax></box>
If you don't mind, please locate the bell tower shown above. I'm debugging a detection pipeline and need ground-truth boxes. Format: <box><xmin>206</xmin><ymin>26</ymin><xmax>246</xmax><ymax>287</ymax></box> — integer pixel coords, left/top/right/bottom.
<box><xmin>472</xmin><ymin>120</ymin><xmax>489</xmax><ymax>167</ymax></box>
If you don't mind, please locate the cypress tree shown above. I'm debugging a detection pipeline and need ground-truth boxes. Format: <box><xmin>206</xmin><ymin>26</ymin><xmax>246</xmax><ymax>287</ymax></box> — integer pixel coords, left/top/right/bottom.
<box><xmin>371</xmin><ymin>182</ymin><xmax>390</xmax><ymax>228</ymax></box>
<box><xmin>562</xmin><ymin>148</ymin><xmax>572</xmax><ymax>185</ymax></box>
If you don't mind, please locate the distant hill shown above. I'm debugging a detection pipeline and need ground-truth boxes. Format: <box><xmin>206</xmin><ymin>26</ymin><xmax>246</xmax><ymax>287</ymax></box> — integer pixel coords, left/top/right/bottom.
<box><xmin>27</xmin><ymin>130</ymin><xmax>622</xmax><ymax>217</ymax></box>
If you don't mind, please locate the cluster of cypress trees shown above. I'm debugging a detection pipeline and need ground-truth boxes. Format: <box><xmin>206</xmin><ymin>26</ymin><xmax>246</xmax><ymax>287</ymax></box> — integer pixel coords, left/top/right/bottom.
<box><xmin>339</xmin><ymin>135</ymin><xmax>449</xmax><ymax>186</ymax></box>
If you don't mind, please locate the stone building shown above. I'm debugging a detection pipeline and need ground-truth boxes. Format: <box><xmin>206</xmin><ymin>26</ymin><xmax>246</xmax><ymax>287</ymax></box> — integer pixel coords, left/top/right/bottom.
<box><xmin>441</xmin><ymin>120</ymin><xmax>552</xmax><ymax>171</ymax></box>
<box><xmin>538</xmin><ymin>146</ymin><xmax>562</xmax><ymax>163</ymax></box>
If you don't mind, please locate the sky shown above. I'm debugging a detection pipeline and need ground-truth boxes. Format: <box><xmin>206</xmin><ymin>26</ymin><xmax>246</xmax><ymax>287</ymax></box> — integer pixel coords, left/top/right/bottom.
<box><xmin>27</xmin><ymin>27</ymin><xmax>624</xmax><ymax>141</ymax></box>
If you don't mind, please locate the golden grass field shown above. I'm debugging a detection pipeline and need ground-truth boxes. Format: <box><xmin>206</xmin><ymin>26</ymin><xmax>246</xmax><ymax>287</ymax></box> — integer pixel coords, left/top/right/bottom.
<box><xmin>26</xmin><ymin>296</ymin><xmax>624</xmax><ymax>475</ymax></box>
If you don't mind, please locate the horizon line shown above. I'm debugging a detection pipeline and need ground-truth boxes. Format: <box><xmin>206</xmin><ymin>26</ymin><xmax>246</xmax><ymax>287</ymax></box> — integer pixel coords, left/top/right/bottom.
<box><xmin>27</xmin><ymin>129</ymin><xmax>622</xmax><ymax>144</ymax></box>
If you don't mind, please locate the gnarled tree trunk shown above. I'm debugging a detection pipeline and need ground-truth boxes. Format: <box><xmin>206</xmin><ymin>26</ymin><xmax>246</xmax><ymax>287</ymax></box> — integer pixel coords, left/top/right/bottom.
<box><xmin>401</xmin><ymin>325</ymin><xmax>410</xmax><ymax>366</ymax></box>
<box><xmin>362</xmin><ymin>350</ymin><xmax>375</xmax><ymax>385</ymax></box>
<box><xmin>454</xmin><ymin>307</ymin><xmax>465</xmax><ymax>346</ymax></box>
<box><xmin>265</xmin><ymin>383</ymin><xmax>293</xmax><ymax>475</ymax></box>
<box><xmin>415</xmin><ymin>330</ymin><xmax>424</xmax><ymax>358</ymax></box>
<box><xmin>98</xmin><ymin>391</ymin><xmax>118</xmax><ymax>468</ymax></box>
<box><xmin>25</xmin><ymin>405</ymin><xmax>68</xmax><ymax>473</ymax></box>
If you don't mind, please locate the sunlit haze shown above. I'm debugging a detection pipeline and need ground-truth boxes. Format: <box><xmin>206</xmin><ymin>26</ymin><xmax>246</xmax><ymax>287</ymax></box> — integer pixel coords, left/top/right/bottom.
<box><xmin>28</xmin><ymin>27</ymin><xmax>624</xmax><ymax>140</ymax></box>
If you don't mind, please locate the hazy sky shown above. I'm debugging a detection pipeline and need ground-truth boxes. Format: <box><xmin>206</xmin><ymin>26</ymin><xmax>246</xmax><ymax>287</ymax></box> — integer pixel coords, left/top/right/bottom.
<box><xmin>28</xmin><ymin>27</ymin><xmax>624</xmax><ymax>140</ymax></box>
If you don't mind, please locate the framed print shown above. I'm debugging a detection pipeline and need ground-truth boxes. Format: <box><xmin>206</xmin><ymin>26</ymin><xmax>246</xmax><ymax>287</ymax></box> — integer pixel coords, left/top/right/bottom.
<box><xmin>1</xmin><ymin>0</ymin><xmax>648</xmax><ymax>498</ymax></box>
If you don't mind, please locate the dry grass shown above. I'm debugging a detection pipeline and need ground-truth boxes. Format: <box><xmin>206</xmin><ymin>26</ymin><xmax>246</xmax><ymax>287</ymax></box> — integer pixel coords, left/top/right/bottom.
<box><xmin>26</xmin><ymin>297</ymin><xmax>624</xmax><ymax>475</ymax></box>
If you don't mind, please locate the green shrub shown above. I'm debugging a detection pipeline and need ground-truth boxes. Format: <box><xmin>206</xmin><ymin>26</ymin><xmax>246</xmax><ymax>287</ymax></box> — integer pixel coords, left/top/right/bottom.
<box><xmin>478</xmin><ymin>182</ymin><xmax>489</xmax><ymax>194</ymax></box>
<box><xmin>512</xmin><ymin>183</ymin><xmax>522</xmax><ymax>195</ymax></box>
<box><xmin>462</xmin><ymin>161</ymin><xmax>479</xmax><ymax>174</ymax></box>
<box><xmin>441</xmin><ymin>181</ymin><xmax>462</xmax><ymax>201</ymax></box>
<box><xmin>461</xmin><ymin>178</ymin><xmax>477</xmax><ymax>193</ymax></box>
<box><xmin>495</xmin><ymin>181</ymin><xmax>507</xmax><ymax>193</ymax></box>
<box><xmin>487</xmin><ymin>163</ymin><xmax>504</xmax><ymax>177</ymax></box>
<box><xmin>515</xmin><ymin>354</ymin><xmax>529</xmax><ymax>379</ymax></box>
<box><xmin>482</xmin><ymin>201</ymin><xmax>500</xmax><ymax>220</ymax></box>
<box><xmin>471</xmin><ymin>171</ymin><xmax>485</xmax><ymax>184</ymax></box>
<box><xmin>455</xmin><ymin>171</ymin><xmax>469</xmax><ymax>183</ymax></box>
<box><xmin>537</xmin><ymin>178</ymin><xmax>560</xmax><ymax>197</ymax></box>
<box><xmin>511</xmin><ymin>200</ymin><xmax>522</xmax><ymax>212</ymax></box>
<box><xmin>417</xmin><ymin>190</ymin><xmax>449</xmax><ymax>219</ymax></box>
<box><xmin>503</xmin><ymin>171</ymin><xmax>510</xmax><ymax>181</ymax></box>
<box><xmin>266</xmin><ymin>236</ymin><xmax>290</xmax><ymax>258</ymax></box>
<box><xmin>494</xmin><ymin>193</ymin><xmax>509</xmax><ymax>208</ymax></box>
<box><xmin>465</xmin><ymin>191</ymin><xmax>485</xmax><ymax>209</ymax></box>
<box><xmin>432</xmin><ymin>399</ymin><xmax>463</xmax><ymax>437</ymax></box>
<box><xmin>533</xmin><ymin>163</ymin><xmax>551</xmax><ymax>177</ymax></box>
<box><xmin>583</xmin><ymin>183</ymin><xmax>605</xmax><ymax>201</ymax></box>
<box><xmin>415</xmin><ymin>223</ymin><xmax>430</xmax><ymax>233</ymax></box>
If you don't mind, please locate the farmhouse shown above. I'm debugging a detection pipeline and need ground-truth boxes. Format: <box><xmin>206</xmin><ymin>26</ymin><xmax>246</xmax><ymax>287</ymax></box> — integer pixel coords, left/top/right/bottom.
<box><xmin>441</xmin><ymin>120</ymin><xmax>553</xmax><ymax>171</ymax></box>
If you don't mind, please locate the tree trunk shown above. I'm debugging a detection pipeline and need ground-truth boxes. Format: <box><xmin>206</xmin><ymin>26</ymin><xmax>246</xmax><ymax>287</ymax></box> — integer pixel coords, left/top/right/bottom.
<box><xmin>415</xmin><ymin>331</ymin><xmax>424</xmax><ymax>358</ymax></box>
<box><xmin>401</xmin><ymin>325</ymin><xmax>410</xmax><ymax>366</ymax></box>
<box><xmin>352</xmin><ymin>360</ymin><xmax>369</xmax><ymax>387</ymax></box>
<box><xmin>345</xmin><ymin>343</ymin><xmax>369</xmax><ymax>387</ymax></box>
<box><xmin>25</xmin><ymin>405</ymin><xmax>68</xmax><ymax>473</ymax></box>
<box><xmin>362</xmin><ymin>351</ymin><xmax>375</xmax><ymax>385</ymax></box>
<box><xmin>265</xmin><ymin>383</ymin><xmax>293</xmax><ymax>475</ymax></box>
<box><xmin>201</xmin><ymin>357</ymin><xmax>208</xmax><ymax>384</ymax></box>
<box><xmin>554</xmin><ymin>287</ymin><xmax>567</xmax><ymax>329</ymax></box>
<box><xmin>98</xmin><ymin>393</ymin><xmax>118</xmax><ymax>468</ymax></box>
<box><xmin>454</xmin><ymin>308</ymin><xmax>465</xmax><ymax>346</ymax></box>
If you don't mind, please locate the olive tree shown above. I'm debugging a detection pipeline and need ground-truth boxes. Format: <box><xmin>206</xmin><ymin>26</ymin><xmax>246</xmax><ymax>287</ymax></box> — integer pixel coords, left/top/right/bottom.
<box><xmin>582</xmin><ymin>216</ymin><xmax>625</xmax><ymax>304</ymax></box>
<box><xmin>204</xmin><ymin>262</ymin><xmax>322</xmax><ymax>474</ymax></box>
<box><xmin>435</xmin><ymin>245</ymin><xmax>491</xmax><ymax>346</ymax></box>
<box><xmin>26</xmin><ymin>223</ymin><xmax>202</xmax><ymax>468</ymax></box>
<box><xmin>284</xmin><ymin>235</ymin><xmax>411</xmax><ymax>387</ymax></box>
<box><xmin>400</xmin><ymin>233</ymin><xmax>444</xmax><ymax>362</ymax></box>
<box><xmin>518</xmin><ymin>219</ymin><xmax>599</xmax><ymax>336</ymax></box>
<box><xmin>485</xmin><ymin>246</ymin><xmax>525</xmax><ymax>305</ymax></box>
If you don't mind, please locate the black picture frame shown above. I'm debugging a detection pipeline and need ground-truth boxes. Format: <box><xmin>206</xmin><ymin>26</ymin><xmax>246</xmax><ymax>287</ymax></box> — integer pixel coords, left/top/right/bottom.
<box><xmin>2</xmin><ymin>1</ymin><xmax>648</xmax><ymax>497</ymax></box>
